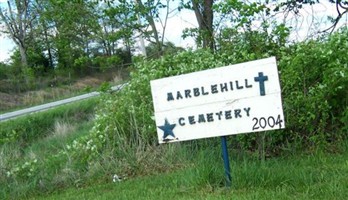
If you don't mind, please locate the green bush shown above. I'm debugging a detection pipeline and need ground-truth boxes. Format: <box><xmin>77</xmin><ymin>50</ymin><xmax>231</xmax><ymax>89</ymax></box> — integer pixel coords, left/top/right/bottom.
<box><xmin>0</xmin><ymin>63</ymin><xmax>10</xmax><ymax>79</ymax></box>
<box><xmin>279</xmin><ymin>28</ymin><xmax>348</xmax><ymax>147</ymax></box>
<box><xmin>92</xmin><ymin>49</ymin><xmax>258</xmax><ymax>149</ymax></box>
<box><xmin>92</xmin><ymin>29</ymin><xmax>348</xmax><ymax>153</ymax></box>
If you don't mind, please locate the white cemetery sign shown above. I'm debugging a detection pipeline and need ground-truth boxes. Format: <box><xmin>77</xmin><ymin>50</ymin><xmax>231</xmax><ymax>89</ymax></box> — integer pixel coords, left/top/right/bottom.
<box><xmin>150</xmin><ymin>57</ymin><xmax>285</xmax><ymax>144</ymax></box>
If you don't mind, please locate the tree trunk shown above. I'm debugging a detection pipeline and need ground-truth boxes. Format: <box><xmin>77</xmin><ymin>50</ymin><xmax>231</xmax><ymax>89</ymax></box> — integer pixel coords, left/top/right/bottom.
<box><xmin>18</xmin><ymin>43</ymin><xmax>28</xmax><ymax>67</ymax></box>
<box><xmin>192</xmin><ymin>0</ymin><xmax>215</xmax><ymax>51</ymax></box>
<box><xmin>149</xmin><ymin>19</ymin><xmax>162</xmax><ymax>55</ymax></box>
<box><xmin>47</xmin><ymin>41</ymin><xmax>54</xmax><ymax>69</ymax></box>
<box><xmin>43</xmin><ymin>24</ymin><xmax>53</xmax><ymax>69</ymax></box>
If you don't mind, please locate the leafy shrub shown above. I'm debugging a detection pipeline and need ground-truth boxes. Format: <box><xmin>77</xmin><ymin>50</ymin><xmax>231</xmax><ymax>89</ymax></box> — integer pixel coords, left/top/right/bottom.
<box><xmin>91</xmin><ymin>49</ymin><xmax>272</xmax><ymax>155</ymax></box>
<box><xmin>279</xmin><ymin>28</ymin><xmax>348</xmax><ymax>147</ymax></box>
<box><xmin>0</xmin><ymin>63</ymin><xmax>10</xmax><ymax>79</ymax></box>
<box><xmin>48</xmin><ymin>50</ymin><xmax>248</xmax><ymax>186</ymax></box>
<box><xmin>92</xmin><ymin>29</ymin><xmax>348</xmax><ymax>153</ymax></box>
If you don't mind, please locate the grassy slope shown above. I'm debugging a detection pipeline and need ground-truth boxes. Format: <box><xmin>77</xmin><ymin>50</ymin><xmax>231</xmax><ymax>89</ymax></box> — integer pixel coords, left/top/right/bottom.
<box><xmin>0</xmin><ymin>98</ymin><xmax>98</xmax><ymax>199</ymax></box>
<box><xmin>35</xmin><ymin>144</ymin><xmax>348</xmax><ymax>200</ymax></box>
<box><xmin>1</xmin><ymin>66</ymin><xmax>347</xmax><ymax>199</ymax></box>
<box><xmin>1</xmin><ymin>97</ymin><xmax>347</xmax><ymax>200</ymax></box>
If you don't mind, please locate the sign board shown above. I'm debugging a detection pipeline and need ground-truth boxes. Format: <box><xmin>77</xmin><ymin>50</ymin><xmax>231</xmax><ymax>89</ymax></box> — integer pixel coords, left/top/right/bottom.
<box><xmin>150</xmin><ymin>57</ymin><xmax>285</xmax><ymax>144</ymax></box>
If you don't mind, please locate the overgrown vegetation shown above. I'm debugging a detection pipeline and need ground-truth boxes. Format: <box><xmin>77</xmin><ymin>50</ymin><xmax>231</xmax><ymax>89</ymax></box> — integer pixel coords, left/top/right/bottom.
<box><xmin>279</xmin><ymin>32</ymin><xmax>348</xmax><ymax>149</ymax></box>
<box><xmin>1</xmin><ymin>27</ymin><xmax>347</xmax><ymax>199</ymax></box>
<box><xmin>93</xmin><ymin>27</ymin><xmax>348</xmax><ymax>154</ymax></box>
<box><xmin>1</xmin><ymin>28</ymin><xmax>347</xmax><ymax>199</ymax></box>
<box><xmin>0</xmin><ymin>98</ymin><xmax>97</xmax><ymax>198</ymax></box>
<box><xmin>1</xmin><ymin>0</ymin><xmax>347</xmax><ymax>198</ymax></box>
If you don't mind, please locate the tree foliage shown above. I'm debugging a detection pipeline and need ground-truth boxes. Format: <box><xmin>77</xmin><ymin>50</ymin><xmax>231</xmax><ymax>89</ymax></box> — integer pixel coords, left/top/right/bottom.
<box><xmin>1</xmin><ymin>0</ymin><xmax>346</xmax><ymax>76</ymax></box>
<box><xmin>0</xmin><ymin>0</ymin><xmax>36</xmax><ymax>67</ymax></box>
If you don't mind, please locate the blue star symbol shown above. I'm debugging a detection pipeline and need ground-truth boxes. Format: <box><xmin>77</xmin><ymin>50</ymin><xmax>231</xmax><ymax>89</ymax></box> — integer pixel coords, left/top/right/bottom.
<box><xmin>158</xmin><ymin>119</ymin><xmax>176</xmax><ymax>141</ymax></box>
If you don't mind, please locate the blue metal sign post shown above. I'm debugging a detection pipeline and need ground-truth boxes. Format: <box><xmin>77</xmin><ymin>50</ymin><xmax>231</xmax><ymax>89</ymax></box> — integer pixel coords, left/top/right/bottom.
<box><xmin>221</xmin><ymin>136</ymin><xmax>231</xmax><ymax>187</ymax></box>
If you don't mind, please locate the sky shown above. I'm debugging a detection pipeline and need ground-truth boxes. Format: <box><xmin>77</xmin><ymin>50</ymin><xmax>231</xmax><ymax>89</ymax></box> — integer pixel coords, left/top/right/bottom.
<box><xmin>0</xmin><ymin>0</ymin><xmax>15</xmax><ymax>62</ymax></box>
<box><xmin>0</xmin><ymin>1</ymin><xmax>347</xmax><ymax>63</ymax></box>
<box><xmin>0</xmin><ymin>36</ymin><xmax>14</xmax><ymax>62</ymax></box>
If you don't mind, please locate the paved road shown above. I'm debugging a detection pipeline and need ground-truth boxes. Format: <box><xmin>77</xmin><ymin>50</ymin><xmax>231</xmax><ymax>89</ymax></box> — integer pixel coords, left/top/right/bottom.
<box><xmin>0</xmin><ymin>83</ymin><xmax>127</xmax><ymax>122</ymax></box>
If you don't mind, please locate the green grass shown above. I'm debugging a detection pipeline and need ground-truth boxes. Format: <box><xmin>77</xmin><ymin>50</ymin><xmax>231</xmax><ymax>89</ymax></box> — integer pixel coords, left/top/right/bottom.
<box><xmin>32</xmin><ymin>145</ymin><xmax>348</xmax><ymax>200</ymax></box>
<box><xmin>0</xmin><ymin>98</ymin><xmax>99</xmax><ymax>199</ymax></box>
<box><xmin>0</xmin><ymin>97</ymin><xmax>98</xmax><ymax>145</ymax></box>
<box><xmin>1</xmin><ymin>94</ymin><xmax>347</xmax><ymax>200</ymax></box>
<box><xmin>0</xmin><ymin>121</ymin><xmax>95</xmax><ymax>200</ymax></box>
<box><xmin>26</xmin><ymin>121</ymin><xmax>94</xmax><ymax>160</ymax></box>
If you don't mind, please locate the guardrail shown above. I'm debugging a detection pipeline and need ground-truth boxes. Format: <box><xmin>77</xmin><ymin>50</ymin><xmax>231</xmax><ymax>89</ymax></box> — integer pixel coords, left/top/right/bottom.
<box><xmin>0</xmin><ymin>83</ymin><xmax>127</xmax><ymax>122</ymax></box>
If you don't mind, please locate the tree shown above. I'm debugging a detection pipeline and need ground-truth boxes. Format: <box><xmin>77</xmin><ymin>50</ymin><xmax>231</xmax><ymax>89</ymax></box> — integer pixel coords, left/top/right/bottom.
<box><xmin>0</xmin><ymin>0</ymin><xmax>36</xmax><ymax>67</ymax></box>
<box><xmin>100</xmin><ymin>1</ymin><xmax>136</xmax><ymax>57</ymax></box>
<box><xmin>38</xmin><ymin>0</ymin><xmax>101</xmax><ymax>70</ymax></box>
<box><xmin>180</xmin><ymin>0</ymin><xmax>215</xmax><ymax>51</ymax></box>
<box><xmin>275</xmin><ymin>0</ymin><xmax>348</xmax><ymax>34</ymax></box>
<box><xmin>183</xmin><ymin>0</ymin><xmax>269</xmax><ymax>51</ymax></box>
<box><xmin>103</xmin><ymin>0</ymin><xmax>173</xmax><ymax>57</ymax></box>
<box><xmin>323</xmin><ymin>0</ymin><xmax>348</xmax><ymax>33</ymax></box>
<box><xmin>136</xmin><ymin>0</ymin><xmax>162</xmax><ymax>53</ymax></box>
<box><xmin>192</xmin><ymin>0</ymin><xmax>214</xmax><ymax>50</ymax></box>
<box><xmin>32</xmin><ymin>0</ymin><xmax>55</xmax><ymax>69</ymax></box>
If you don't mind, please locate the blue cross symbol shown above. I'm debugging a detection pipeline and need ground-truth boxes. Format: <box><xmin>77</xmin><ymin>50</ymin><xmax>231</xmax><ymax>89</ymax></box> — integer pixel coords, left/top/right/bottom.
<box><xmin>254</xmin><ymin>72</ymin><xmax>268</xmax><ymax>96</ymax></box>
